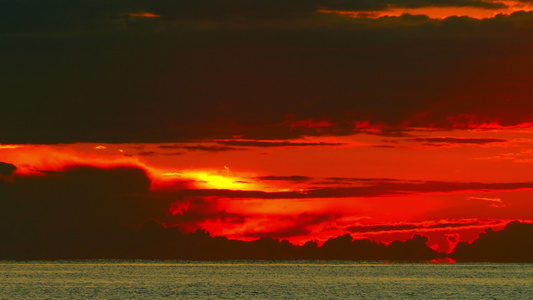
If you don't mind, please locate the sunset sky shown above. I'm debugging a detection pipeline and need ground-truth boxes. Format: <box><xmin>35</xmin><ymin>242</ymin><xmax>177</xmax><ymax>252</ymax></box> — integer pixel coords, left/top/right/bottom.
<box><xmin>2</xmin><ymin>0</ymin><xmax>533</xmax><ymax>254</ymax></box>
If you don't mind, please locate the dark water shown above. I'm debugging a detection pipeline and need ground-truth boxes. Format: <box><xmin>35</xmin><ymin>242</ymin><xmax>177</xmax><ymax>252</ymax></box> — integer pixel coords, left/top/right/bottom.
<box><xmin>0</xmin><ymin>260</ymin><xmax>532</xmax><ymax>299</ymax></box>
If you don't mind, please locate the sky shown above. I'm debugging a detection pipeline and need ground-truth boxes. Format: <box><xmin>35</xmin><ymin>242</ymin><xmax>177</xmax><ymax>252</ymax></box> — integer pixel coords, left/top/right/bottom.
<box><xmin>2</xmin><ymin>0</ymin><xmax>533</xmax><ymax>254</ymax></box>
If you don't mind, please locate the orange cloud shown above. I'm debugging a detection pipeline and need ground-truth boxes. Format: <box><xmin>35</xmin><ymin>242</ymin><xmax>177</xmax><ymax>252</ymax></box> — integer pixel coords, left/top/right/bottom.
<box><xmin>128</xmin><ymin>12</ymin><xmax>161</xmax><ymax>18</ymax></box>
<box><xmin>318</xmin><ymin>1</ymin><xmax>533</xmax><ymax>20</ymax></box>
<box><xmin>0</xmin><ymin>144</ymin><xmax>21</xmax><ymax>149</ymax></box>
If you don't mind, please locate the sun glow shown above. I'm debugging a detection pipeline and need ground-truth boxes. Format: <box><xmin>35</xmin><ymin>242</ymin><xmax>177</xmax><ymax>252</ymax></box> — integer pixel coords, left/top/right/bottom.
<box><xmin>0</xmin><ymin>144</ymin><xmax>22</xmax><ymax>149</ymax></box>
<box><xmin>184</xmin><ymin>170</ymin><xmax>259</xmax><ymax>190</ymax></box>
<box><xmin>161</xmin><ymin>168</ymin><xmax>262</xmax><ymax>191</ymax></box>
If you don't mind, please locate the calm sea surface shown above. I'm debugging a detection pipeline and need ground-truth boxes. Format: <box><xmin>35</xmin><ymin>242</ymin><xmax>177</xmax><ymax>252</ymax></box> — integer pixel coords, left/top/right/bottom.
<box><xmin>0</xmin><ymin>260</ymin><xmax>532</xmax><ymax>299</ymax></box>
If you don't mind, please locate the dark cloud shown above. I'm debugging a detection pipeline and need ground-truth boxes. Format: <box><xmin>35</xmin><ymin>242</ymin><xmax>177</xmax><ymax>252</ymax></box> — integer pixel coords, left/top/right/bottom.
<box><xmin>2</xmin><ymin>2</ymin><xmax>533</xmax><ymax>143</ymax></box>
<box><xmin>0</xmin><ymin>164</ymin><xmax>237</xmax><ymax>259</ymax></box>
<box><xmin>138</xmin><ymin>150</ymin><xmax>184</xmax><ymax>156</ymax></box>
<box><xmin>383</xmin><ymin>234</ymin><xmax>437</xmax><ymax>260</ymax></box>
<box><xmin>319</xmin><ymin>233</ymin><xmax>437</xmax><ymax>260</ymax></box>
<box><xmin>217</xmin><ymin>140</ymin><xmax>345</xmax><ymax>147</ymax></box>
<box><xmin>158</xmin><ymin>145</ymin><xmax>185</xmax><ymax>149</ymax></box>
<box><xmin>137</xmin><ymin>151</ymin><xmax>158</xmax><ymax>156</ymax></box>
<box><xmin>367</xmin><ymin>128</ymin><xmax>415</xmax><ymax>138</ymax></box>
<box><xmin>310</xmin><ymin>181</ymin><xmax>533</xmax><ymax>198</ymax></box>
<box><xmin>184</xmin><ymin>145</ymin><xmax>242</xmax><ymax>151</ymax></box>
<box><xmin>153</xmin><ymin>0</ymin><xmax>508</xmax><ymax>17</ymax></box>
<box><xmin>0</xmin><ymin>162</ymin><xmax>17</xmax><ymax>177</ymax></box>
<box><xmin>145</xmin><ymin>0</ymin><xmax>507</xmax><ymax>20</ymax></box>
<box><xmin>451</xmin><ymin>221</ymin><xmax>533</xmax><ymax>262</ymax></box>
<box><xmin>257</xmin><ymin>175</ymin><xmax>312</xmax><ymax>181</ymax></box>
<box><xmin>0</xmin><ymin>165</ymin><xmax>180</xmax><ymax>258</ymax></box>
<box><xmin>176</xmin><ymin>180</ymin><xmax>533</xmax><ymax>199</ymax></box>
<box><xmin>159</xmin><ymin>144</ymin><xmax>244</xmax><ymax>152</ymax></box>
<box><xmin>412</xmin><ymin>137</ymin><xmax>507</xmax><ymax>145</ymax></box>
<box><xmin>0</xmin><ymin>165</ymin><xmax>164</xmax><ymax>227</ymax></box>
<box><xmin>318</xmin><ymin>177</ymin><xmax>405</xmax><ymax>186</ymax></box>
<box><xmin>312</xmin><ymin>0</ymin><xmax>508</xmax><ymax>13</ymax></box>
<box><xmin>385</xmin><ymin>0</ymin><xmax>506</xmax><ymax>9</ymax></box>
<box><xmin>0</xmin><ymin>0</ymin><xmax>506</xmax><ymax>34</ymax></box>
<box><xmin>325</xmin><ymin>177</ymin><xmax>402</xmax><ymax>182</ymax></box>
<box><xmin>162</xmin><ymin>151</ymin><xmax>186</xmax><ymax>156</ymax></box>
<box><xmin>345</xmin><ymin>221</ymin><xmax>479</xmax><ymax>233</ymax></box>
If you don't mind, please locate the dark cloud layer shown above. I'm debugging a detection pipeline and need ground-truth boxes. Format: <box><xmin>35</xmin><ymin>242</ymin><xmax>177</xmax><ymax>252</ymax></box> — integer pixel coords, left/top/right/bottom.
<box><xmin>412</xmin><ymin>137</ymin><xmax>507</xmax><ymax>145</ymax></box>
<box><xmin>217</xmin><ymin>140</ymin><xmax>345</xmax><ymax>147</ymax></box>
<box><xmin>0</xmin><ymin>0</ymin><xmax>506</xmax><ymax>33</ymax></box>
<box><xmin>0</xmin><ymin>165</ymin><xmax>163</xmax><ymax>228</ymax></box>
<box><xmin>384</xmin><ymin>0</ymin><xmax>506</xmax><ymax>9</ymax></box>
<box><xmin>0</xmin><ymin>162</ymin><xmax>16</xmax><ymax>177</ymax></box>
<box><xmin>257</xmin><ymin>175</ymin><xmax>312</xmax><ymax>181</ymax></box>
<box><xmin>2</xmin><ymin>1</ymin><xmax>533</xmax><ymax>144</ymax></box>
<box><xmin>183</xmin><ymin>145</ymin><xmax>244</xmax><ymax>152</ymax></box>
<box><xmin>158</xmin><ymin>144</ymin><xmax>243</xmax><ymax>152</ymax></box>
<box><xmin>177</xmin><ymin>180</ymin><xmax>533</xmax><ymax>199</ymax></box>
<box><xmin>451</xmin><ymin>221</ymin><xmax>533</xmax><ymax>262</ymax></box>
<box><xmin>345</xmin><ymin>221</ymin><xmax>479</xmax><ymax>233</ymax></box>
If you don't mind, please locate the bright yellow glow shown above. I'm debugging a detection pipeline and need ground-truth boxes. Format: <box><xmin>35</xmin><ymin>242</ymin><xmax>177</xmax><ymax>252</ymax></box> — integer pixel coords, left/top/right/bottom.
<box><xmin>0</xmin><ymin>145</ymin><xmax>22</xmax><ymax>150</ymax></box>
<box><xmin>183</xmin><ymin>170</ymin><xmax>255</xmax><ymax>190</ymax></box>
<box><xmin>94</xmin><ymin>145</ymin><xmax>107</xmax><ymax>150</ymax></box>
<box><xmin>162</xmin><ymin>172</ymin><xmax>182</xmax><ymax>176</ymax></box>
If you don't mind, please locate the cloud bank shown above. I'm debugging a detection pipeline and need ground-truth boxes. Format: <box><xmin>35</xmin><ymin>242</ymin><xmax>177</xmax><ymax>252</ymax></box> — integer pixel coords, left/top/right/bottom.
<box><xmin>2</xmin><ymin>2</ymin><xmax>533</xmax><ymax>143</ymax></box>
<box><xmin>451</xmin><ymin>221</ymin><xmax>533</xmax><ymax>262</ymax></box>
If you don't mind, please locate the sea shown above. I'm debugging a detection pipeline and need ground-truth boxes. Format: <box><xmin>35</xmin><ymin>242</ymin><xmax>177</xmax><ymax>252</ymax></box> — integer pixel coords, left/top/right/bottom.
<box><xmin>0</xmin><ymin>260</ymin><xmax>532</xmax><ymax>299</ymax></box>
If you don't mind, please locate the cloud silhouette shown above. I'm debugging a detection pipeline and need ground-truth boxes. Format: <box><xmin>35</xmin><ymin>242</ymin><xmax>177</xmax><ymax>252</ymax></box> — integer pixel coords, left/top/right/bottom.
<box><xmin>412</xmin><ymin>137</ymin><xmax>507</xmax><ymax>145</ymax></box>
<box><xmin>384</xmin><ymin>234</ymin><xmax>437</xmax><ymax>261</ymax></box>
<box><xmin>0</xmin><ymin>165</ymin><xmax>160</xmax><ymax>224</ymax></box>
<box><xmin>176</xmin><ymin>180</ymin><xmax>533</xmax><ymax>199</ymax></box>
<box><xmin>0</xmin><ymin>162</ymin><xmax>16</xmax><ymax>177</ymax></box>
<box><xmin>168</xmin><ymin>145</ymin><xmax>244</xmax><ymax>152</ymax></box>
<box><xmin>0</xmin><ymin>164</ymin><xmax>177</xmax><ymax>258</ymax></box>
<box><xmin>345</xmin><ymin>221</ymin><xmax>479</xmax><ymax>233</ymax></box>
<box><xmin>0</xmin><ymin>0</ymin><xmax>507</xmax><ymax>34</ymax></box>
<box><xmin>257</xmin><ymin>175</ymin><xmax>312</xmax><ymax>181</ymax></box>
<box><xmin>217</xmin><ymin>140</ymin><xmax>345</xmax><ymax>147</ymax></box>
<box><xmin>451</xmin><ymin>221</ymin><xmax>533</xmax><ymax>262</ymax></box>
<box><xmin>3</xmin><ymin>9</ymin><xmax>533</xmax><ymax>143</ymax></box>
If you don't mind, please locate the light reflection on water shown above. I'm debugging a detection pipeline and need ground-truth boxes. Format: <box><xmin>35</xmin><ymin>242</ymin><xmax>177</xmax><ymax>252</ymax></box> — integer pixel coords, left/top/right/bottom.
<box><xmin>0</xmin><ymin>261</ymin><xmax>532</xmax><ymax>299</ymax></box>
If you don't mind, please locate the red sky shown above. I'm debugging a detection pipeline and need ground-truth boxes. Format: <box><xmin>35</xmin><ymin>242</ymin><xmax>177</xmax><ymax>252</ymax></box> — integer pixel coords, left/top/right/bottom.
<box><xmin>2</xmin><ymin>0</ymin><xmax>533</xmax><ymax>254</ymax></box>
<box><xmin>3</xmin><ymin>124</ymin><xmax>533</xmax><ymax>252</ymax></box>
